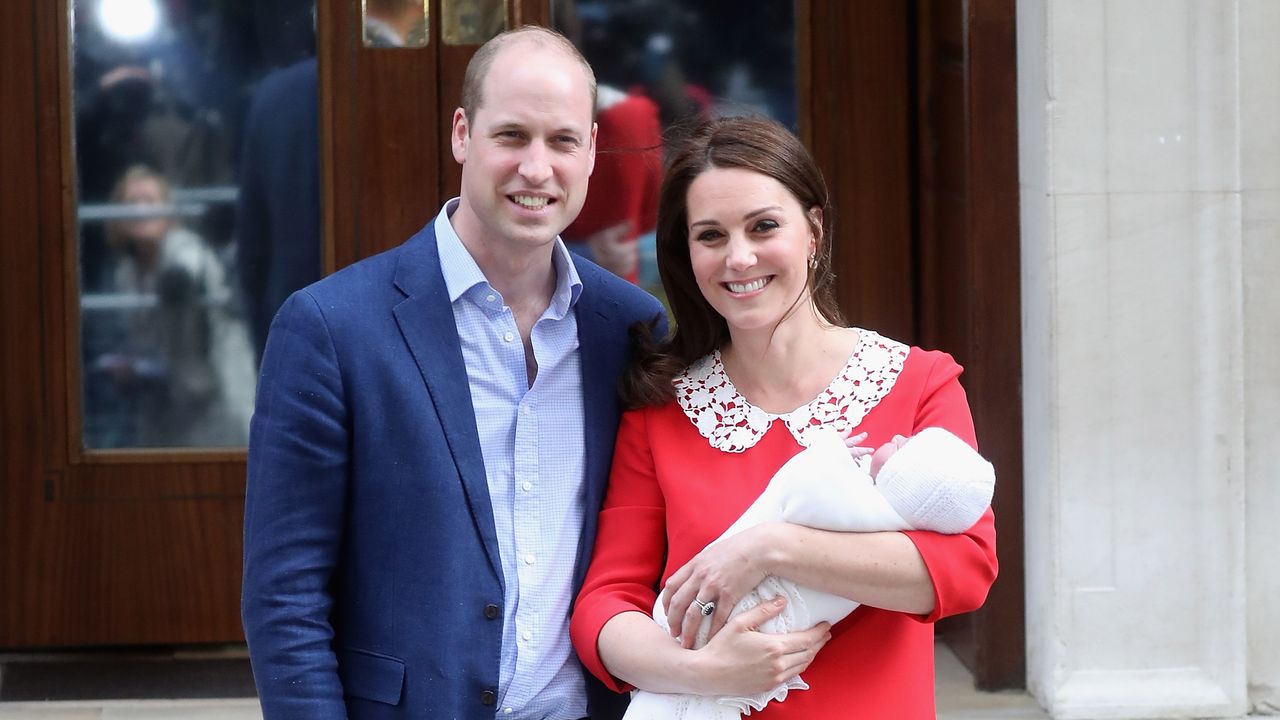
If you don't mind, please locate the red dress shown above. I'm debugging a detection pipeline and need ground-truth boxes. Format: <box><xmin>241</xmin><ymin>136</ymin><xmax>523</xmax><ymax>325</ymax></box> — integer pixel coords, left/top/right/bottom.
<box><xmin>571</xmin><ymin>331</ymin><xmax>998</xmax><ymax>719</ymax></box>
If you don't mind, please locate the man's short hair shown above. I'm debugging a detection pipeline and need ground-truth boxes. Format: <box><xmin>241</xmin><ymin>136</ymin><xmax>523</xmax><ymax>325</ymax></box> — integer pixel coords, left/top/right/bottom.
<box><xmin>459</xmin><ymin>25</ymin><xmax>597</xmax><ymax>129</ymax></box>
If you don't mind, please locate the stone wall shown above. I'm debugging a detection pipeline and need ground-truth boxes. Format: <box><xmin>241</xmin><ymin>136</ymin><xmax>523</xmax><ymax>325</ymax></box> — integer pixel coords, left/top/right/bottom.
<box><xmin>1017</xmin><ymin>1</ymin><xmax>1279</xmax><ymax>717</ymax></box>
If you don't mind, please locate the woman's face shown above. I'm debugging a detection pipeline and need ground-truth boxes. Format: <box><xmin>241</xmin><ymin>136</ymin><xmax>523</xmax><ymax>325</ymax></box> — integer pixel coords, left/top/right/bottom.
<box><xmin>119</xmin><ymin>175</ymin><xmax>170</xmax><ymax>246</ymax></box>
<box><xmin>685</xmin><ymin>166</ymin><xmax>817</xmax><ymax>336</ymax></box>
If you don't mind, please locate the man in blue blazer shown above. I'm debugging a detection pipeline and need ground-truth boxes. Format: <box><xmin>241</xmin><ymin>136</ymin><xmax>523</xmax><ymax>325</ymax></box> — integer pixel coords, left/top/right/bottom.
<box><xmin>242</xmin><ymin>26</ymin><xmax>663</xmax><ymax>719</ymax></box>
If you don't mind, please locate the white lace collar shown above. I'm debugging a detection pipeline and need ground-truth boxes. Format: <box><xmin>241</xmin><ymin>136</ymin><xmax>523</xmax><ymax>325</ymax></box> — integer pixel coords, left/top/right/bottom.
<box><xmin>672</xmin><ymin>329</ymin><xmax>909</xmax><ymax>453</ymax></box>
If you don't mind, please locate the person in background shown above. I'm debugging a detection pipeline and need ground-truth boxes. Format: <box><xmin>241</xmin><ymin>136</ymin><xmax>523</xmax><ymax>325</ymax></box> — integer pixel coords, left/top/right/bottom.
<box><xmin>562</xmin><ymin>86</ymin><xmax>663</xmax><ymax>283</ymax></box>
<box><xmin>235</xmin><ymin>56</ymin><xmax>320</xmax><ymax>362</ymax></box>
<box><xmin>363</xmin><ymin>0</ymin><xmax>424</xmax><ymax>47</ymax></box>
<box><xmin>95</xmin><ymin>164</ymin><xmax>255</xmax><ymax>447</ymax></box>
<box><xmin>571</xmin><ymin>116</ymin><xmax>998</xmax><ymax>719</ymax></box>
<box><xmin>241</xmin><ymin>25</ymin><xmax>663</xmax><ymax>720</ymax></box>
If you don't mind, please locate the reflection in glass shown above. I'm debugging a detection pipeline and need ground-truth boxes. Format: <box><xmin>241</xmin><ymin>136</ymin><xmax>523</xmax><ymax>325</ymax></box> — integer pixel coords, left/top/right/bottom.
<box><xmin>363</xmin><ymin>0</ymin><xmax>429</xmax><ymax>48</ymax></box>
<box><xmin>442</xmin><ymin>0</ymin><xmax>506</xmax><ymax>46</ymax></box>
<box><xmin>72</xmin><ymin>0</ymin><xmax>321</xmax><ymax>449</ymax></box>
<box><xmin>552</xmin><ymin>0</ymin><xmax>796</xmax><ymax>294</ymax></box>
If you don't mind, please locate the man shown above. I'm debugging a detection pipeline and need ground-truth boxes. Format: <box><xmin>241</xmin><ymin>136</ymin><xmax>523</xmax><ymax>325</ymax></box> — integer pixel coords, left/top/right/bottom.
<box><xmin>235</xmin><ymin>55</ymin><xmax>320</xmax><ymax>362</ymax></box>
<box><xmin>241</xmin><ymin>26</ymin><xmax>662</xmax><ymax>719</ymax></box>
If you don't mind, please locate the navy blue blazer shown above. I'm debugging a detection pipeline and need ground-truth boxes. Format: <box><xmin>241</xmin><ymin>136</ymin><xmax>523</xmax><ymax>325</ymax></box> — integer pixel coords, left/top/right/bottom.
<box><xmin>236</xmin><ymin>57</ymin><xmax>321</xmax><ymax>360</ymax></box>
<box><xmin>242</xmin><ymin>221</ymin><xmax>663</xmax><ymax>719</ymax></box>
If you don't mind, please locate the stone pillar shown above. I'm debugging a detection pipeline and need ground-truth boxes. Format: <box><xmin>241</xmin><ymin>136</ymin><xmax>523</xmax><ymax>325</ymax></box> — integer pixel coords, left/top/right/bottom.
<box><xmin>1241</xmin><ymin>0</ymin><xmax>1280</xmax><ymax>712</ymax></box>
<box><xmin>1017</xmin><ymin>1</ymin><xmax>1278</xmax><ymax>717</ymax></box>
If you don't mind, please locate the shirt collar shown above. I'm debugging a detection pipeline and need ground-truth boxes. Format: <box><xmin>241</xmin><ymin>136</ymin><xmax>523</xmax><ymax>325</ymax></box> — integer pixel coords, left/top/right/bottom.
<box><xmin>434</xmin><ymin>198</ymin><xmax>583</xmax><ymax>317</ymax></box>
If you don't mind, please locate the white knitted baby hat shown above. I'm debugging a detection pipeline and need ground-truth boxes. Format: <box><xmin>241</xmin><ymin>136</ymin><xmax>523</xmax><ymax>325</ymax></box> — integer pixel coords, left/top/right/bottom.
<box><xmin>874</xmin><ymin>426</ymin><xmax>995</xmax><ymax>533</ymax></box>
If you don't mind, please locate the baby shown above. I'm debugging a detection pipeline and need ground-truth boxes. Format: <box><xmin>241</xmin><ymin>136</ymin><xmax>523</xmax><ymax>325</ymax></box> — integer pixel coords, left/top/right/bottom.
<box><xmin>623</xmin><ymin>427</ymin><xmax>996</xmax><ymax>720</ymax></box>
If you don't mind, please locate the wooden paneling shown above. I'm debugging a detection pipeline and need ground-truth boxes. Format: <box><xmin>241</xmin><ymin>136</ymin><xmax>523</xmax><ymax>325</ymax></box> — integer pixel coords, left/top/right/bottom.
<box><xmin>916</xmin><ymin>0</ymin><xmax>1025</xmax><ymax>690</ymax></box>
<box><xmin>963</xmin><ymin>0</ymin><xmax>1024</xmax><ymax>689</ymax></box>
<box><xmin>806</xmin><ymin>2</ymin><xmax>1025</xmax><ymax>686</ymax></box>
<box><xmin>325</xmin><ymin>0</ymin><xmax>442</xmax><ymax>266</ymax></box>
<box><xmin>1</xmin><ymin>0</ymin><xmax>254</xmax><ymax>647</ymax></box>
<box><xmin>807</xmin><ymin>1</ymin><xmax>915</xmax><ymax>340</ymax></box>
<box><xmin>0</xmin><ymin>0</ymin><xmax>48</xmax><ymax>647</ymax></box>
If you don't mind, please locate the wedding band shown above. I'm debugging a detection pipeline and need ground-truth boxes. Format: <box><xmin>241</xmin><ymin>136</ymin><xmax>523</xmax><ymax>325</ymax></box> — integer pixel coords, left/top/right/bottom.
<box><xmin>693</xmin><ymin>598</ymin><xmax>715</xmax><ymax>616</ymax></box>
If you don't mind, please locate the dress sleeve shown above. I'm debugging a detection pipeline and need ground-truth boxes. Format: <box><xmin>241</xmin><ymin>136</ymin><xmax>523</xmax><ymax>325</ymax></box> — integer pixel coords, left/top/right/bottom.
<box><xmin>899</xmin><ymin>352</ymin><xmax>999</xmax><ymax>623</ymax></box>
<box><xmin>571</xmin><ymin>406</ymin><xmax>669</xmax><ymax>692</ymax></box>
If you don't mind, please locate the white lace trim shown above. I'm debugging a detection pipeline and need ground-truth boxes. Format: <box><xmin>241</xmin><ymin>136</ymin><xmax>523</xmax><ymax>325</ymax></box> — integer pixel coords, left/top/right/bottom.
<box><xmin>672</xmin><ymin>329</ymin><xmax>909</xmax><ymax>453</ymax></box>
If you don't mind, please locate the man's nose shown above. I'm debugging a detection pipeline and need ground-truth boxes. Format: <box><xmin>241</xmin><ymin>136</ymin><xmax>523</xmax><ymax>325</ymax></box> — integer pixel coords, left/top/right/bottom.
<box><xmin>517</xmin><ymin>142</ymin><xmax>553</xmax><ymax>185</ymax></box>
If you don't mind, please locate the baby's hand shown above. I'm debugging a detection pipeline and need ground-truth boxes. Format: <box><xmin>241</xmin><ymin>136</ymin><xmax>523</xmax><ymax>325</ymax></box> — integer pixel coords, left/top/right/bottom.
<box><xmin>870</xmin><ymin>434</ymin><xmax>911</xmax><ymax>479</ymax></box>
<box><xmin>843</xmin><ymin>431</ymin><xmax>874</xmax><ymax>461</ymax></box>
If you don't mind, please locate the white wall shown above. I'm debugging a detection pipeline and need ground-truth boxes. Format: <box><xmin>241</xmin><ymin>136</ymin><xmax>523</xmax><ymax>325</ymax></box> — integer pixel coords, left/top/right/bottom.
<box><xmin>1241</xmin><ymin>0</ymin><xmax>1280</xmax><ymax>711</ymax></box>
<box><xmin>1017</xmin><ymin>0</ymin><xmax>1279</xmax><ymax>717</ymax></box>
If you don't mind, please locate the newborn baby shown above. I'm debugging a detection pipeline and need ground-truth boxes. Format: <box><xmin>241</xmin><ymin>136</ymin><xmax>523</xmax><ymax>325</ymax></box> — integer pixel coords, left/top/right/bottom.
<box><xmin>623</xmin><ymin>426</ymin><xmax>995</xmax><ymax>720</ymax></box>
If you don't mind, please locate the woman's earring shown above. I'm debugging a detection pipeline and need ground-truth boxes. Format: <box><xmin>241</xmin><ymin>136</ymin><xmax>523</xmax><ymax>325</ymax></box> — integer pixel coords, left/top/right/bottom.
<box><xmin>809</xmin><ymin>248</ymin><xmax>818</xmax><ymax>269</ymax></box>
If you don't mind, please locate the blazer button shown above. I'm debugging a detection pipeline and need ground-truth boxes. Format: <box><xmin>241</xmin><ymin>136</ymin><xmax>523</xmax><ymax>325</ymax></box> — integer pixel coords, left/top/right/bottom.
<box><xmin>480</xmin><ymin>689</ymin><xmax>497</xmax><ymax>705</ymax></box>
<box><xmin>484</xmin><ymin>603</ymin><xmax>500</xmax><ymax>620</ymax></box>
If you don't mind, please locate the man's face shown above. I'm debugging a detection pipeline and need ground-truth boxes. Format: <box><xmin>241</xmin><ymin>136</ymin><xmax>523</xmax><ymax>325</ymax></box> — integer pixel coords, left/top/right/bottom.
<box><xmin>451</xmin><ymin>42</ymin><xmax>597</xmax><ymax>254</ymax></box>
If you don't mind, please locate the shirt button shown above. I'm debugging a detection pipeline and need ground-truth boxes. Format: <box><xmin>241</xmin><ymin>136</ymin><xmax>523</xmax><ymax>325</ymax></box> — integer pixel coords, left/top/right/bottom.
<box><xmin>503</xmin><ymin>332</ymin><xmax>514</xmax><ymax>342</ymax></box>
<box><xmin>521</xmin><ymin>481</ymin><xmax>533</xmax><ymax>492</ymax></box>
<box><xmin>523</xmin><ymin>553</ymin><xmax>536</xmax><ymax>565</ymax></box>
<box><xmin>503</xmin><ymin>709</ymin><xmax>514</xmax><ymax>716</ymax></box>
<box><xmin>483</xmin><ymin>603</ymin><xmax>500</xmax><ymax>620</ymax></box>
<box><xmin>521</xmin><ymin>630</ymin><xmax>532</xmax><ymax>641</ymax></box>
<box><xmin>486</xmin><ymin>293</ymin><xmax>496</xmax><ymax>303</ymax></box>
<box><xmin>480</xmin><ymin>689</ymin><xmax>497</xmax><ymax>705</ymax></box>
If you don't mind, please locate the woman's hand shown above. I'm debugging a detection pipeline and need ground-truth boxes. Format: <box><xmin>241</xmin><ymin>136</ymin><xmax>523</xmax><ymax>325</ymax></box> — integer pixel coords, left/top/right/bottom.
<box><xmin>691</xmin><ymin>596</ymin><xmax>832</xmax><ymax>696</ymax></box>
<box><xmin>663</xmin><ymin>523</ymin><xmax>780</xmax><ymax>648</ymax></box>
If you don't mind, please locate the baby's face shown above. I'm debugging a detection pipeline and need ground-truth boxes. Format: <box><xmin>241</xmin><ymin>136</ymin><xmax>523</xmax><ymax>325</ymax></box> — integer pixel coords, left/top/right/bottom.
<box><xmin>870</xmin><ymin>434</ymin><xmax>910</xmax><ymax>478</ymax></box>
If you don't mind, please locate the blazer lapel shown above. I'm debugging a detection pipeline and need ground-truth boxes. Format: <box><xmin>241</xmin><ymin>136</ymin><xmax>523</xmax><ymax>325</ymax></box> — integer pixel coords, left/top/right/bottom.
<box><xmin>572</xmin><ymin>267</ymin><xmax>622</xmax><ymax>589</ymax></box>
<box><xmin>391</xmin><ymin>225</ymin><xmax>504</xmax><ymax>588</ymax></box>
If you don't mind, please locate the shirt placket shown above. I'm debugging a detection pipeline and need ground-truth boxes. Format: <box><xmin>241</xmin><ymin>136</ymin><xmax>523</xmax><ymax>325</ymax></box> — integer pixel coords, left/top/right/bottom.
<box><xmin>509</xmin><ymin>386</ymin><xmax>542</xmax><ymax>707</ymax></box>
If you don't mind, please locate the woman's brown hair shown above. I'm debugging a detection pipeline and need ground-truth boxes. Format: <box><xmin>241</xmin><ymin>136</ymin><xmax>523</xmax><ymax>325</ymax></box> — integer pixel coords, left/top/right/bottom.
<box><xmin>620</xmin><ymin>116</ymin><xmax>844</xmax><ymax>409</ymax></box>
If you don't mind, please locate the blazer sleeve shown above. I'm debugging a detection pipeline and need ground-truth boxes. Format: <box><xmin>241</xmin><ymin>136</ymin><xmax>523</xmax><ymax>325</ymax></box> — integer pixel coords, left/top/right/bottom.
<box><xmin>241</xmin><ymin>290</ymin><xmax>350</xmax><ymax>718</ymax></box>
<box><xmin>899</xmin><ymin>352</ymin><xmax>999</xmax><ymax>623</ymax></box>
<box><xmin>571</xmin><ymin>407</ymin><xmax>669</xmax><ymax>693</ymax></box>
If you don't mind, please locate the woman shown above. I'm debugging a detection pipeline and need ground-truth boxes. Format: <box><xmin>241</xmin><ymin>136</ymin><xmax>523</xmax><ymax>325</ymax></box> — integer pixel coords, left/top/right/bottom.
<box><xmin>570</xmin><ymin>117</ymin><xmax>998</xmax><ymax>718</ymax></box>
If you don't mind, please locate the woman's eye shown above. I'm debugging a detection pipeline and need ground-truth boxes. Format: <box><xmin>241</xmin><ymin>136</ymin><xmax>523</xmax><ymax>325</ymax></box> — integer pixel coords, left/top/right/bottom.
<box><xmin>753</xmin><ymin>219</ymin><xmax>780</xmax><ymax>233</ymax></box>
<box><xmin>694</xmin><ymin>229</ymin><xmax>724</xmax><ymax>242</ymax></box>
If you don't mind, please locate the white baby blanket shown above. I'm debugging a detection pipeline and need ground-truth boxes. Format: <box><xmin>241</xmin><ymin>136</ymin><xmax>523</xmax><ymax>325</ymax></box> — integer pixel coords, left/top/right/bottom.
<box><xmin>621</xmin><ymin>427</ymin><xmax>995</xmax><ymax>719</ymax></box>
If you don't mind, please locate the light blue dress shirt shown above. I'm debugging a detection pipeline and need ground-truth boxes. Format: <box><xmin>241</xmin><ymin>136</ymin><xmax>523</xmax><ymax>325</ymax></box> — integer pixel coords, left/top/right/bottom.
<box><xmin>435</xmin><ymin>200</ymin><xmax>589</xmax><ymax>720</ymax></box>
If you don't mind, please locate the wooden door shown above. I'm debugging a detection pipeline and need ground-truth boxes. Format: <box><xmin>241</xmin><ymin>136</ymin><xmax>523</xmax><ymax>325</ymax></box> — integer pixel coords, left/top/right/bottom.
<box><xmin>0</xmin><ymin>0</ymin><xmax>528</xmax><ymax>648</ymax></box>
<box><xmin>809</xmin><ymin>0</ymin><xmax>1025</xmax><ymax>689</ymax></box>
<box><xmin>914</xmin><ymin>0</ymin><xmax>1024</xmax><ymax>689</ymax></box>
<box><xmin>2</xmin><ymin>0</ymin><xmax>254</xmax><ymax>646</ymax></box>
<box><xmin>2</xmin><ymin>0</ymin><xmax>1023</xmax><ymax>688</ymax></box>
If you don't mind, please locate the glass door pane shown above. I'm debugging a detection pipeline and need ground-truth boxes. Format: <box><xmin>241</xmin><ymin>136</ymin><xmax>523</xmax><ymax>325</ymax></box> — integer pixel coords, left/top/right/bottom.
<box><xmin>71</xmin><ymin>0</ymin><xmax>321</xmax><ymax>449</ymax></box>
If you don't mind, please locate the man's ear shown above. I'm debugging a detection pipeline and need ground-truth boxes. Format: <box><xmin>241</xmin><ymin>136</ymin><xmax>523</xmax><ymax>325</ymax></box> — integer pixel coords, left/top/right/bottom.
<box><xmin>587</xmin><ymin>121</ymin><xmax>598</xmax><ymax>176</ymax></box>
<box><xmin>451</xmin><ymin>108</ymin><xmax>469</xmax><ymax>165</ymax></box>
